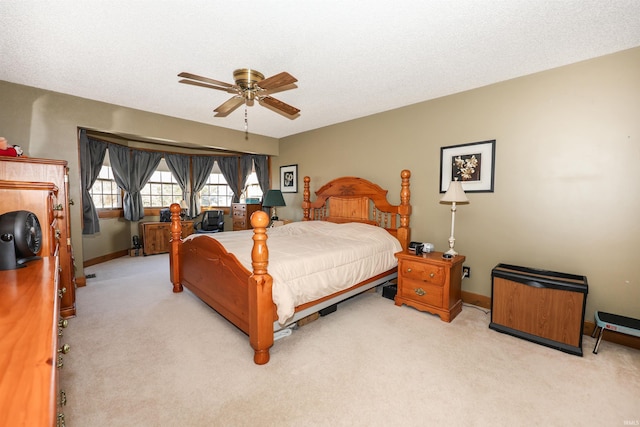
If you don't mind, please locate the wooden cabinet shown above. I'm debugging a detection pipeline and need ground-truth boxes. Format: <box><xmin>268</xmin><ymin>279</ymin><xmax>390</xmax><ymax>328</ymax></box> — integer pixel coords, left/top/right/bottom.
<box><xmin>0</xmin><ymin>156</ymin><xmax>76</xmax><ymax>318</ymax></box>
<box><xmin>232</xmin><ymin>203</ymin><xmax>262</xmax><ymax>231</ymax></box>
<box><xmin>139</xmin><ymin>220</ymin><xmax>194</xmax><ymax>255</ymax></box>
<box><xmin>395</xmin><ymin>251</ymin><xmax>465</xmax><ymax>322</ymax></box>
<box><xmin>0</xmin><ymin>256</ymin><xmax>68</xmax><ymax>426</ymax></box>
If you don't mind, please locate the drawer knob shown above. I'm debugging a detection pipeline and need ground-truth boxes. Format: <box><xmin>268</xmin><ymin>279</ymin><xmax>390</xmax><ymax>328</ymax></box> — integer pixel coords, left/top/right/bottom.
<box><xmin>407</xmin><ymin>268</ymin><xmax>412</xmax><ymax>273</ymax></box>
<box><xmin>59</xmin><ymin>319</ymin><xmax>68</xmax><ymax>328</ymax></box>
<box><xmin>414</xmin><ymin>287</ymin><xmax>426</xmax><ymax>296</ymax></box>
<box><xmin>58</xmin><ymin>287</ymin><xmax>67</xmax><ymax>299</ymax></box>
<box><xmin>58</xmin><ymin>344</ymin><xmax>71</xmax><ymax>354</ymax></box>
<box><xmin>430</xmin><ymin>272</ymin><xmax>435</xmax><ymax>278</ymax></box>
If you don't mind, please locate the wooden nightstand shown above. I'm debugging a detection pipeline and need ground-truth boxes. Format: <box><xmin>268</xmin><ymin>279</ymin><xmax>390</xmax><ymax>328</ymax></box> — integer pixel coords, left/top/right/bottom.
<box><xmin>394</xmin><ymin>251</ymin><xmax>465</xmax><ymax>322</ymax></box>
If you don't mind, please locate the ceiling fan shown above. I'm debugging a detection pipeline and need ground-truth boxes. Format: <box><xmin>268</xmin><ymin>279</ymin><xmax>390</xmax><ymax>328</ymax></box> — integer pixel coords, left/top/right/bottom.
<box><xmin>178</xmin><ymin>68</ymin><xmax>300</xmax><ymax>118</ymax></box>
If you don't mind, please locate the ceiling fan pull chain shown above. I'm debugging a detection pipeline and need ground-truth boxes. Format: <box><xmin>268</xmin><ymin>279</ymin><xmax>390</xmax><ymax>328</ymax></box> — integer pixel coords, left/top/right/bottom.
<box><xmin>244</xmin><ymin>102</ymin><xmax>249</xmax><ymax>140</ymax></box>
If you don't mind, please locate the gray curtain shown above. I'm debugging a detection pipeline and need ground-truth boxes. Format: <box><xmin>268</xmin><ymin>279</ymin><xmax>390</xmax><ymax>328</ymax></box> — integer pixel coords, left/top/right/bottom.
<box><xmin>165</xmin><ymin>153</ymin><xmax>191</xmax><ymax>215</ymax></box>
<box><xmin>240</xmin><ymin>155</ymin><xmax>254</xmax><ymax>197</ymax></box>
<box><xmin>109</xmin><ymin>144</ymin><xmax>162</xmax><ymax>221</ymax></box>
<box><xmin>190</xmin><ymin>156</ymin><xmax>215</xmax><ymax>216</ymax></box>
<box><xmin>252</xmin><ymin>155</ymin><xmax>269</xmax><ymax>194</ymax></box>
<box><xmin>79</xmin><ymin>129</ymin><xmax>107</xmax><ymax>235</ymax></box>
<box><xmin>216</xmin><ymin>156</ymin><xmax>241</xmax><ymax>203</ymax></box>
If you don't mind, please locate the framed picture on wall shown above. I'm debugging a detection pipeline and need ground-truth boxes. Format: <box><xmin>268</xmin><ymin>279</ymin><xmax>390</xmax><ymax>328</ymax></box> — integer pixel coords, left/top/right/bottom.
<box><xmin>280</xmin><ymin>164</ymin><xmax>298</xmax><ymax>193</ymax></box>
<box><xmin>440</xmin><ymin>140</ymin><xmax>496</xmax><ymax>193</ymax></box>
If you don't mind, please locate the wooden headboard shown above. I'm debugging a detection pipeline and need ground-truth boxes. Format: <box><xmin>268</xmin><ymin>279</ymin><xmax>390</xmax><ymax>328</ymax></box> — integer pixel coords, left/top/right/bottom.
<box><xmin>302</xmin><ymin>170</ymin><xmax>412</xmax><ymax>251</ymax></box>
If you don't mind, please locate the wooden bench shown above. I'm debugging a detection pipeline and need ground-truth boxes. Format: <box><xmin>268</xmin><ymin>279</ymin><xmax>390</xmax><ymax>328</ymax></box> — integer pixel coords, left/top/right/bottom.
<box><xmin>591</xmin><ymin>311</ymin><xmax>640</xmax><ymax>354</ymax></box>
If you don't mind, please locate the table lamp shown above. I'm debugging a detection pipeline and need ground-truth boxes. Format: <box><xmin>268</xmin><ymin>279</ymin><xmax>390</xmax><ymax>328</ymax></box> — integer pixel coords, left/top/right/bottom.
<box><xmin>262</xmin><ymin>190</ymin><xmax>286</xmax><ymax>221</ymax></box>
<box><xmin>440</xmin><ymin>179</ymin><xmax>469</xmax><ymax>258</ymax></box>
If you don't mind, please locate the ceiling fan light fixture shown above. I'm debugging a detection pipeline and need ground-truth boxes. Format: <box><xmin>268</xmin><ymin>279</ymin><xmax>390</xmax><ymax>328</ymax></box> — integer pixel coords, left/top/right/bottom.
<box><xmin>233</xmin><ymin>68</ymin><xmax>264</xmax><ymax>90</ymax></box>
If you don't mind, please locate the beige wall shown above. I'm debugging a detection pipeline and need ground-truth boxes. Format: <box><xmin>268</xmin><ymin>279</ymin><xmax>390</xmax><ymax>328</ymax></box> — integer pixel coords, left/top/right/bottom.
<box><xmin>0</xmin><ymin>80</ymin><xmax>279</xmax><ymax>277</ymax></box>
<box><xmin>1</xmin><ymin>47</ymin><xmax>638</xmax><ymax>320</ymax></box>
<box><xmin>275</xmin><ymin>47</ymin><xmax>640</xmax><ymax>320</ymax></box>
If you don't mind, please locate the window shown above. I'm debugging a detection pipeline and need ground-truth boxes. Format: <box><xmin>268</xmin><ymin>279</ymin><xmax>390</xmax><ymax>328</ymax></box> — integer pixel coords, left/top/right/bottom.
<box><xmin>243</xmin><ymin>172</ymin><xmax>263</xmax><ymax>202</ymax></box>
<box><xmin>140</xmin><ymin>168</ymin><xmax>183</xmax><ymax>208</ymax></box>
<box><xmin>200</xmin><ymin>171</ymin><xmax>234</xmax><ymax>208</ymax></box>
<box><xmin>90</xmin><ymin>165</ymin><xmax>122</xmax><ymax>209</ymax></box>
<box><xmin>87</xmin><ymin>153</ymin><xmax>265</xmax><ymax>215</ymax></box>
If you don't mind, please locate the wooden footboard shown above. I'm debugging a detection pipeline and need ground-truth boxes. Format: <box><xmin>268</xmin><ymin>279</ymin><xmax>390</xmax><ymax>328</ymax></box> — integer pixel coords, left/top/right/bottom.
<box><xmin>169</xmin><ymin>204</ymin><xmax>275</xmax><ymax>364</ymax></box>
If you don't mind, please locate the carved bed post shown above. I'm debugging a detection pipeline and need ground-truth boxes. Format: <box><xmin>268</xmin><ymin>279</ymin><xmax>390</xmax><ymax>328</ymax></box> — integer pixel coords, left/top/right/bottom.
<box><xmin>248</xmin><ymin>210</ymin><xmax>274</xmax><ymax>365</ymax></box>
<box><xmin>302</xmin><ymin>176</ymin><xmax>311</xmax><ymax>220</ymax></box>
<box><xmin>397</xmin><ymin>170</ymin><xmax>412</xmax><ymax>251</ymax></box>
<box><xmin>169</xmin><ymin>203</ymin><xmax>183</xmax><ymax>293</ymax></box>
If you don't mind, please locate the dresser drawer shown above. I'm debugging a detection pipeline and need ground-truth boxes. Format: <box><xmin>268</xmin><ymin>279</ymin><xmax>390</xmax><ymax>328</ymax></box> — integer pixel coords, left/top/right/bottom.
<box><xmin>399</xmin><ymin>279</ymin><xmax>443</xmax><ymax>307</ymax></box>
<box><xmin>233</xmin><ymin>218</ymin><xmax>248</xmax><ymax>229</ymax></box>
<box><xmin>232</xmin><ymin>203</ymin><xmax>261</xmax><ymax>231</ymax></box>
<box><xmin>233</xmin><ymin>204</ymin><xmax>247</xmax><ymax>213</ymax></box>
<box><xmin>400</xmin><ymin>260</ymin><xmax>445</xmax><ymax>286</ymax></box>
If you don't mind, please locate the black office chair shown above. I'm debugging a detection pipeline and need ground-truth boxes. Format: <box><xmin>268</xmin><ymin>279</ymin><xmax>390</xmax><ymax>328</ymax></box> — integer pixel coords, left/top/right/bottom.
<box><xmin>193</xmin><ymin>210</ymin><xmax>225</xmax><ymax>233</ymax></box>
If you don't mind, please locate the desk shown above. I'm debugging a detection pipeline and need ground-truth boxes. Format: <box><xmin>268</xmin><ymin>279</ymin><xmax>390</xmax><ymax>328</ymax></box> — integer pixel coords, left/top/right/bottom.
<box><xmin>139</xmin><ymin>220</ymin><xmax>194</xmax><ymax>255</ymax></box>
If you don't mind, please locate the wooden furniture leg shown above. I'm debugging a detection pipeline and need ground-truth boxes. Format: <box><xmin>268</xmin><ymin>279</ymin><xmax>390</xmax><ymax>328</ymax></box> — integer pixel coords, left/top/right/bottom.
<box><xmin>170</xmin><ymin>203</ymin><xmax>183</xmax><ymax>293</ymax></box>
<box><xmin>248</xmin><ymin>210</ymin><xmax>274</xmax><ymax>365</ymax></box>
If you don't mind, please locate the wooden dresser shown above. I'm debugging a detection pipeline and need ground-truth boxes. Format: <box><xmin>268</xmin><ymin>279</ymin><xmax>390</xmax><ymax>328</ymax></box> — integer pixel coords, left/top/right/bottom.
<box><xmin>0</xmin><ymin>156</ymin><xmax>76</xmax><ymax>318</ymax></box>
<box><xmin>232</xmin><ymin>203</ymin><xmax>262</xmax><ymax>231</ymax></box>
<box><xmin>139</xmin><ymin>220</ymin><xmax>194</xmax><ymax>255</ymax></box>
<box><xmin>395</xmin><ymin>251</ymin><xmax>465</xmax><ymax>322</ymax></box>
<box><xmin>0</xmin><ymin>256</ymin><xmax>69</xmax><ymax>426</ymax></box>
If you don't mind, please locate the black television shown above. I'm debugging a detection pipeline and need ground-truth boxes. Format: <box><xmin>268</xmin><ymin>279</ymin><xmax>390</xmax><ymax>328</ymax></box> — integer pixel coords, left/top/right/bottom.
<box><xmin>159</xmin><ymin>208</ymin><xmax>171</xmax><ymax>222</ymax></box>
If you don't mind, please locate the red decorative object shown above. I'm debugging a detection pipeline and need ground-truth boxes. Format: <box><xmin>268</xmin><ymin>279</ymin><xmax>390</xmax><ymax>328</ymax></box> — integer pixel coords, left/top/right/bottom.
<box><xmin>0</xmin><ymin>137</ymin><xmax>24</xmax><ymax>157</ymax></box>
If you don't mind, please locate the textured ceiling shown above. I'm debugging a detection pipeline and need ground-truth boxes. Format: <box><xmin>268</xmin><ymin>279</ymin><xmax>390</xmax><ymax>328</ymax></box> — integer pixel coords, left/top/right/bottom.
<box><xmin>2</xmin><ymin>1</ymin><xmax>640</xmax><ymax>139</ymax></box>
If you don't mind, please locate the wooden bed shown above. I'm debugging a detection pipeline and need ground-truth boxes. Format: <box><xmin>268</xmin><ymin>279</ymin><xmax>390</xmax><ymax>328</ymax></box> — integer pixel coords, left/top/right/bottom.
<box><xmin>169</xmin><ymin>170</ymin><xmax>411</xmax><ymax>364</ymax></box>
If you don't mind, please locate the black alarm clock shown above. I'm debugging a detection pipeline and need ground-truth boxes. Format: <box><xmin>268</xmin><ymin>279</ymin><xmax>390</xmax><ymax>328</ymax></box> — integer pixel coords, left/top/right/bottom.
<box><xmin>409</xmin><ymin>241</ymin><xmax>434</xmax><ymax>255</ymax></box>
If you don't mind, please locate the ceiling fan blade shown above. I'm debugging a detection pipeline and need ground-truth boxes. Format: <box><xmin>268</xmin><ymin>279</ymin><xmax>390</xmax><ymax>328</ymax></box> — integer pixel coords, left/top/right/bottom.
<box><xmin>179</xmin><ymin>79</ymin><xmax>238</xmax><ymax>93</ymax></box>
<box><xmin>178</xmin><ymin>72</ymin><xmax>235</xmax><ymax>88</ymax></box>
<box><xmin>260</xmin><ymin>83</ymin><xmax>298</xmax><ymax>97</ymax></box>
<box><xmin>260</xmin><ymin>96</ymin><xmax>300</xmax><ymax>116</ymax></box>
<box><xmin>214</xmin><ymin>97</ymin><xmax>245</xmax><ymax>117</ymax></box>
<box><xmin>257</xmin><ymin>72</ymin><xmax>298</xmax><ymax>91</ymax></box>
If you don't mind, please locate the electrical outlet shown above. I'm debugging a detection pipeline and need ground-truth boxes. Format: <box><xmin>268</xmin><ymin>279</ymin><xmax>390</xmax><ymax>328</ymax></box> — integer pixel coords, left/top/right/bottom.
<box><xmin>462</xmin><ymin>266</ymin><xmax>471</xmax><ymax>278</ymax></box>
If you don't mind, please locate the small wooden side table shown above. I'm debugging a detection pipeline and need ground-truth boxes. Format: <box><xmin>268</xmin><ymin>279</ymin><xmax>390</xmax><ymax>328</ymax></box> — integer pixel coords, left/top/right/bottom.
<box><xmin>394</xmin><ymin>251</ymin><xmax>465</xmax><ymax>322</ymax></box>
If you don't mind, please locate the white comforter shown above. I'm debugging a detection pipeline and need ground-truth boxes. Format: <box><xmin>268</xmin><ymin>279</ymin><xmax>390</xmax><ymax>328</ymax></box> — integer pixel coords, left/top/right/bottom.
<box><xmin>185</xmin><ymin>221</ymin><xmax>402</xmax><ymax>324</ymax></box>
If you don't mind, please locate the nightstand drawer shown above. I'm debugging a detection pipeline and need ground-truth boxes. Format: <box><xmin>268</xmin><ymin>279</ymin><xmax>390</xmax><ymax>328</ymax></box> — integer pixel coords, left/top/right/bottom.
<box><xmin>399</xmin><ymin>279</ymin><xmax>443</xmax><ymax>307</ymax></box>
<box><xmin>400</xmin><ymin>260</ymin><xmax>445</xmax><ymax>286</ymax></box>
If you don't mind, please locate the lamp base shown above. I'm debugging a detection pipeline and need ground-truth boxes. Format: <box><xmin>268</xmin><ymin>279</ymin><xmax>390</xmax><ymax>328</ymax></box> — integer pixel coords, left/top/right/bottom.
<box><xmin>443</xmin><ymin>247</ymin><xmax>458</xmax><ymax>258</ymax></box>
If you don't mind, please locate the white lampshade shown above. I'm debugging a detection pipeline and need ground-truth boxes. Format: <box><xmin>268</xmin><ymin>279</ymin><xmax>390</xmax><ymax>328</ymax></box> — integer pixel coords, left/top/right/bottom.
<box><xmin>440</xmin><ymin>180</ymin><xmax>469</xmax><ymax>203</ymax></box>
<box><xmin>179</xmin><ymin>199</ymin><xmax>188</xmax><ymax>209</ymax></box>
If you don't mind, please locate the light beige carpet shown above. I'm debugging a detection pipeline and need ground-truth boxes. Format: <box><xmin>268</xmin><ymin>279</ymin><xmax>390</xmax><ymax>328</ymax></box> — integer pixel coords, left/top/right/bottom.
<box><xmin>60</xmin><ymin>254</ymin><xmax>639</xmax><ymax>426</ymax></box>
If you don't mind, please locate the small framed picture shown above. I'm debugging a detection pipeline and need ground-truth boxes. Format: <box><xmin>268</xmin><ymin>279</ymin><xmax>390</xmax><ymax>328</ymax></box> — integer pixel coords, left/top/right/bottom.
<box><xmin>280</xmin><ymin>164</ymin><xmax>298</xmax><ymax>193</ymax></box>
<box><xmin>440</xmin><ymin>140</ymin><xmax>496</xmax><ymax>193</ymax></box>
